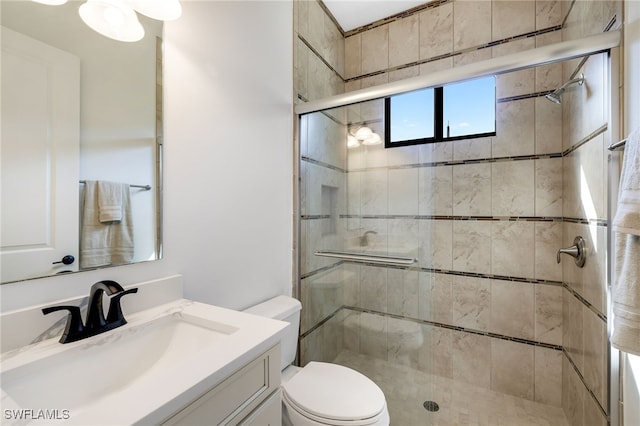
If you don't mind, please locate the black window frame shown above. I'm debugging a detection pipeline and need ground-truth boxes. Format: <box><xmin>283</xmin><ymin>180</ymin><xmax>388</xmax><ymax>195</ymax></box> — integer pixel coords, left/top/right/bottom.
<box><xmin>384</xmin><ymin>81</ymin><xmax>497</xmax><ymax>149</ymax></box>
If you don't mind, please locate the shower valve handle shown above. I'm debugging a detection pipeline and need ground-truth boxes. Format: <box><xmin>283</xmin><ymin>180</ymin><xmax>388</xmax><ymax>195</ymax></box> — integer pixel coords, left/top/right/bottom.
<box><xmin>556</xmin><ymin>236</ymin><xmax>586</xmax><ymax>268</ymax></box>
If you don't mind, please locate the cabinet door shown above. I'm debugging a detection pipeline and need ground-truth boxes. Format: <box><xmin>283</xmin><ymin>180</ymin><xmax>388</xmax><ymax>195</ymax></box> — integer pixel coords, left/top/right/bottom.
<box><xmin>239</xmin><ymin>389</ymin><xmax>281</xmax><ymax>426</ymax></box>
<box><xmin>162</xmin><ymin>345</ymin><xmax>281</xmax><ymax>425</ymax></box>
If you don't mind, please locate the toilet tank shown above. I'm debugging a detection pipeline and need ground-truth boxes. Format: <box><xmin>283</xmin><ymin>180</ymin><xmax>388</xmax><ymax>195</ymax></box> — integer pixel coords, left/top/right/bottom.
<box><xmin>243</xmin><ymin>295</ymin><xmax>301</xmax><ymax>370</ymax></box>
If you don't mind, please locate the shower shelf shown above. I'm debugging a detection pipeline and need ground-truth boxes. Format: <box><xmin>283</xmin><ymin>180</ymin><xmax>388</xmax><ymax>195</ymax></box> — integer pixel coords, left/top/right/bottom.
<box><xmin>314</xmin><ymin>250</ymin><xmax>417</xmax><ymax>266</ymax></box>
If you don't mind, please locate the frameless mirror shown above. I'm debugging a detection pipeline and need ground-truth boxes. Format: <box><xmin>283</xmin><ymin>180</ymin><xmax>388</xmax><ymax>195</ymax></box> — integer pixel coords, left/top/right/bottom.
<box><xmin>1</xmin><ymin>0</ymin><xmax>163</xmax><ymax>284</ymax></box>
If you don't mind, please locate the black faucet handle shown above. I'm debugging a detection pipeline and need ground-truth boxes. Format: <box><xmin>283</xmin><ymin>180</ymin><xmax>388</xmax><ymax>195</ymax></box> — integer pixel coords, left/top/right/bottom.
<box><xmin>106</xmin><ymin>288</ymin><xmax>139</xmax><ymax>327</ymax></box>
<box><xmin>86</xmin><ymin>280</ymin><xmax>126</xmax><ymax>331</ymax></box>
<box><xmin>42</xmin><ymin>305</ymin><xmax>85</xmax><ymax>344</ymax></box>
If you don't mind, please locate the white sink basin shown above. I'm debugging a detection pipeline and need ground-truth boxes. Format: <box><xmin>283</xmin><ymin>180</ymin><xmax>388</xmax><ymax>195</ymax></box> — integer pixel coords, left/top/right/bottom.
<box><xmin>0</xmin><ymin>299</ymin><xmax>287</xmax><ymax>425</ymax></box>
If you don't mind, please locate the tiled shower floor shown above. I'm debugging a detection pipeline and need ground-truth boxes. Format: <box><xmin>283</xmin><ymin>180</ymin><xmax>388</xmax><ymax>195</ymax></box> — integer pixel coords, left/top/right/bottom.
<box><xmin>333</xmin><ymin>350</ymin><xmax>570</xmax><ymax>426</ymax></box>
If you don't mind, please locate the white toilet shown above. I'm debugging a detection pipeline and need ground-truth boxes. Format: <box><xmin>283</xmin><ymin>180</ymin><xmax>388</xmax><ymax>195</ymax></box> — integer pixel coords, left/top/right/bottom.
<box><xmin>244</xmin><ymin>295</ymin><xmax>390</xmax><ymax>426</ymax></box>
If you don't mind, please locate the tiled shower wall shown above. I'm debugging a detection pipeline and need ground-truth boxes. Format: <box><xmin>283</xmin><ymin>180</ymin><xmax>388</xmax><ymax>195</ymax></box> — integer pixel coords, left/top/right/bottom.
<box><xmin>295</xmin><ymin>0</ymin><xmax>621</xmax><ymax>421</ymax></box>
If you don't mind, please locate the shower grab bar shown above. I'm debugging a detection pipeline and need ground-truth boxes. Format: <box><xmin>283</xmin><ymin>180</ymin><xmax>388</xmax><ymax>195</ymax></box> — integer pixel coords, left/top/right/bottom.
<box><xmin>80</xmin><ymin>180</ymin><xmax>152</xmax><ymax>190</ymax></box>
<box><xmin>314</xmin><ymin>250</ymin><xmax>417</xmax><ymax>266</ymax></box>
<box><xmin>608</xmin><ymin>138</ymin><xmax>626</xmax><ymax>151</ymax></box>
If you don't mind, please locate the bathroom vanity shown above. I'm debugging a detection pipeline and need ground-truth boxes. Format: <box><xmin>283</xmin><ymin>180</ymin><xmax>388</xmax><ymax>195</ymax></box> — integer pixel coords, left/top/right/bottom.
<box><xmin>0</xmin><ymin>276</ymin><xmax>288</xmax><ymax>425</ymax></box>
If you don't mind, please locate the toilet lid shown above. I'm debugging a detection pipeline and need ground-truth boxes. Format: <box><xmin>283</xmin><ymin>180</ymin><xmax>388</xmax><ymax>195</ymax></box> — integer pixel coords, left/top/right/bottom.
<box><xmin>282</xmin><ymin>362</ymin><xmax>386</xmax><ymax>422</ymax></box>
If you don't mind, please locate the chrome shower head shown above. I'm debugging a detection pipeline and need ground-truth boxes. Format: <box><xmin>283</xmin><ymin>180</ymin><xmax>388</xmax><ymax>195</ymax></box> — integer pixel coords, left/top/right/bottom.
<box><xmin>544</xmin><ymin>73</ymin><xmax>585</xmax><ymax>104</ymax></box>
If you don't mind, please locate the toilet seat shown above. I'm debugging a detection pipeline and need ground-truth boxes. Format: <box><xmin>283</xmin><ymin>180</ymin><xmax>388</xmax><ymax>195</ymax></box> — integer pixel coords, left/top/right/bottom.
<box><xmin>282</xmin><ymin>362</ymin><xmax>388</xmax><ymax>426</ymax></box>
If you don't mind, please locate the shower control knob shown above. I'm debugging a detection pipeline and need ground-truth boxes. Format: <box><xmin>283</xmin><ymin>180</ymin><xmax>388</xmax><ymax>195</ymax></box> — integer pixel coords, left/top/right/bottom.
<box><xmin>53</xmin><ymin>255</ymin><xmax>75</xmax><ymax>265</ymax></box>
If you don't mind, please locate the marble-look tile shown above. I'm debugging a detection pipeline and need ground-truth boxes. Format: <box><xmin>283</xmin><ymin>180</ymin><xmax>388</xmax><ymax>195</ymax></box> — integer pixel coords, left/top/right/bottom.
<box><xmin>388</xmin><ymin>167</ymin><xmax>419</xmax><ymax>215</ymax></box>
<box><xmin>535</xmin><ymin>61</ymin><xmax>563</xmax><ymax>93</ymax></box>
<box><xmin>535</xmin><ymin>346</ymin><xmax>563</xmax><ymax>407</ymax></box>
<box><xmin>453</xmin><ymin>163</ymin><xmax>492</xmax><ymax>216</ymax></box>
<box><xmin>492</xmin><ymin>0</ymin><xmax>535</xmax><ymax>40</ymax></box>
<box><xmin>535</xmin><ymin>284</ymin><xmax>563</xmax><ymax>345</ymax></box>
<box><xmin>334</xmin><ymin>350</ymin><xmax>570</xmax><ymax>425</ymax></box>
<box><xmin>492</xmin><ymin>220</ymin><xmax>535</xmax><ymax>278</ymax></box>
<box><xmin>389</xmin><ymin>15</ymin><xmax>419</xmax><ymax>68</ymax></box>
<box><xmin>306</xmin><ymin>0</ymin><xmax>325</xmax><ymax>58</ymax></box>
<box><xmin>535</xmin><ymin>158</ymin><xmax>563</xmax><ymax>217</ymax></box>
<box><xmin>387</xmin><ymin>268</ymin><xmax>419</xmax><ymax>318</ymax></box>
<box><xmin>324</xmin><ymin>15</ymin><xmax>344</xmax><ymax>77</ymax></box>
<box><xmin>360</xmin><ymin>169</ymin><xmax>388</xmax><ymax>215</ymax></box>
<box><xmin>536</xmin><ymin>1</ymin><xmax>562</xmax><ymax>29</ymax></box>
<box><xmin>583</xmin><ymin>393</ymin><xmax>608</xmax><ymax>426</ymax></box>
<box><xmin>581</xmin><ymin>224</ymin><xmax>607</xmax><ymax>314</ymax></box>
<box><xmin>360</xmin><ymin>264</ymin><xmax>388</xmax><ymax>312</ymax></box>
<box><xmin>342</xmin><ymin>263</ymin><xmax>360</xmax><ymax>308</ymax></box>
<box><xmin>492</xmin><ymin>160</ymin><xmax>535</xmax><ymax>216</ymax></box>
<box><xmin>419</xmin><ymin>2</ymin><xmax>453</xmax><ymax>59</ymax></box>
<box><xmin>344</xmin><ymin>34</ymin><xmax>362</xmax><ymax>79</ymax></box>
<box><xmin>534</xmin><ymin>221</ymin><xmax>563</xmax><ymax>282</ymax></box>
<box><xmin>418</xmin><ymin>271</ymin><xmax>453</xmax><ymax>324</ymax></box>
<box><xmin>419</xmin><ymin>219</ymin><xmax>453</xmax><ymax>271</ymax></box>
<box><xmin>359</xmin><ymin>312</ymin><xmax>387</xmax><ymax>360</ymax></box>
<box><xmin>453</xmin><ymin>47</ymin><xmax>492</xmax><ymax>67</ymax></box>
<box><xmin>387</xmin><ymin>317</ymin><xmax>421</xmax><ymax>368</ymax></box>
<box><xmin>452</xmin><ymin>275</ymin><xmax>491</xmax><ymax>331</ymax></box>
<box><xmin>296</xmin><ymin>39</ymin><xmax>309</xmax><ymax>100</ymax></box>
<box><xmin>494</xmin><ymin>98</ymin><xmax>536</xmax><ymax>157</ymax></box>
<box><xmin>452</xmin><ymin>330</ymin><xmax>491</xmax><ymax>388</ymax></box>
<box><xmin>491</xmin><ymin>339</ymin><xmax>535</xmax><ymax>399</ymax></box>
<box><xmin>388</xmin><ymin>217</ymin><xmax>419</xmax><ymax>254</ymax></box>
<box><xmin>418</xmin><ymin>139</ymin><xmax>453</xmax><ymax>163</ymax></box>
<box><xmin>418</xmin><ymin>324</ymin><xmax>453</xmax><ymax>378</ymax></box>
<box><xmin>583</xmin><ymin>309</ymin><xmax>607</xmax><ymax>409</ymax></box>
<box><xmin>490</xmin><ymin>279</ymin><xmax>535</xmax><ymax>339</ymax></box>
<box><xmin>388</xmin><ymin>65</ymin><xmax>418</xmax><ymax>83</ymax></box>
<box><xmin>453</xmin><ymin>0</ymin><xmax>492</xmax><ymax>51</ymax></box>
<box><xmin>342</xmin><ymin>310</ymin><xmax>360</xmax><ymax>353</ymax></box>
<box><xmin>535</xmin><ymin>97</ymin><xmax>563</xmax><ymax>155</ymax></box>
<box><xmin>565</xmin><ymin>290</ymin><xmax>584</xmax><ymax>373</ymax></box>
<box><xmin>453</xmin><ymin>220</ymin><xmax>492</xmax><ymax>274</ymax></box>
<box><xmin>452</xmin><ymin>136</ymin><xmax>492</xmax><ymax>161</ymax></box>
<box><xmin>346</xmin><ymin>170</ymin><xmax>361</xmax><ymax>216</ymax></box>
<box><xmin>562</xmin><ymin>355</ymin><xmax>585</xmax><ymax>426</ymax></box>
<box><xmin>386</xmin><ymin>144</ymin><xmax>420</xmax><ymax>167</ymax></box>
<box><xmin>418</xmin><ymin>165</ymin><xmax>453</xmax><ymax>216</ymax></box>
<box><xmin>419</xmin><ymin>57</ymin><xmax>453</xmax><ymax>75</ymax></box>
<box><xmin>361</xmin><ymin>25</ymin><xmax>389</xmax><ymax>74</ymax></box>
<box><xmin>302</xmin><ymin>267</ymin><xmax>344</xmax><ymax>332</ymax></box>
<box><xmin>493</xmin><ymin>39</ymin><xmax>536</xmax><ymax>98</ymax></box>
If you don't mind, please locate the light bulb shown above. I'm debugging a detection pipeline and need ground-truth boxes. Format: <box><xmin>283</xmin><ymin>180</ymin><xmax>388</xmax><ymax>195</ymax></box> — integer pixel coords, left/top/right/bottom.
<box><xmin>355</xmin><ymin>126</ymin><xmax>373</xmax><ymax>140</ymax></box>
<box><xmin>79</xmin><ymin>0</ymin><xmax>144</xmax><ymax>42</ymax></box>
<box><xmin>347</xmin><ymin>135</ymin><xmax>360</xmax><ymax>149</ymax></box>
<box><xmin>362</xmin><ymin>132</ymin><xmax>382</xmax><ymax>145</ymax></box>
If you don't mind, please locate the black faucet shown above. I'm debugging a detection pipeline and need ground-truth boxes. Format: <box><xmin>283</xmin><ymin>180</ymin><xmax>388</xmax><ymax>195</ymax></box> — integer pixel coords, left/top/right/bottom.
<box><xmin>42</xmin><ymin>280</ymin><xmax>138</xmax><ymax>344</ymax></box>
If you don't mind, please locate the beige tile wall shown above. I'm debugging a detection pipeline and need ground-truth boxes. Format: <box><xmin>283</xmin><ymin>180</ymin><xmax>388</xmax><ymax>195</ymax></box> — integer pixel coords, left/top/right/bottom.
<box><xmin>295</xmin><ymin>0</ymin><xmax>620</xmax><ymax>416</ymax></box>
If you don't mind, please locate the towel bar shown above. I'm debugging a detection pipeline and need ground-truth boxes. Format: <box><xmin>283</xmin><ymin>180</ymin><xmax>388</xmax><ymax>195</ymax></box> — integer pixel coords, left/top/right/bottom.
<box><xmin>79</xmin><ymin>180</ymin><xmax>151</xmax><ymax>190</ymax></box>
<box><xmin>314</xmin><ymin>250</ymin><xmax>417</xmax><ymax>266</ymax></box>
<box><xmin>608</xmin><ymin>138</ymin><xmax>626</xmax><ymax>151</ymax></box>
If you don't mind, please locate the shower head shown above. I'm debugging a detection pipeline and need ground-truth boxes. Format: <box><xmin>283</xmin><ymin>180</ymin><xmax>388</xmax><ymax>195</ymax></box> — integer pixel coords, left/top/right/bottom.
<box><xmin>544</xmin><ymin>73</ymin><xmax>585</xmax><ymax>104</ymax></box>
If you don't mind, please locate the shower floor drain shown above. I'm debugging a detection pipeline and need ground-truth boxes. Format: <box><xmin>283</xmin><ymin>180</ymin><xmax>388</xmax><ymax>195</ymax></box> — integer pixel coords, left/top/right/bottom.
<box><xmin>423</xmin><ymin>401</ymin><xmax>440</xmax><ymax>412</ymax></box>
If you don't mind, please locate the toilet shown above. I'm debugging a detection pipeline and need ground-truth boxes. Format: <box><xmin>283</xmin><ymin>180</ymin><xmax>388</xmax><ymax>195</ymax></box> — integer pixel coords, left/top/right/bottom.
<box><xmin>244</xmin><ymin>295</ymin><xmax>390</xmax><ymax>426</ymax></box>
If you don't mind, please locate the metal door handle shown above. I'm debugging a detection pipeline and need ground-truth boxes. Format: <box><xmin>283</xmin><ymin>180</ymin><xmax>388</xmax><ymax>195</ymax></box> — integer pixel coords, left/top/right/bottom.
<box><xmin>53</xmin><ymin>255</ymin><xmax>75</xmax><ymax>265</ymax></box>
<box><xmin>556</xmin><ymin>236</ymin><xmax>586</xmax><ymax>268</ymax></box>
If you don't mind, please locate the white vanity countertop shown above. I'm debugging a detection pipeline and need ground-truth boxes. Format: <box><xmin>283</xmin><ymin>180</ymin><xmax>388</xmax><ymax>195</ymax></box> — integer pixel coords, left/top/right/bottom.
<box><xmin>1</xmin><ymin>299</ymin><xmax>288</xmax><ymax>425</ymax></box>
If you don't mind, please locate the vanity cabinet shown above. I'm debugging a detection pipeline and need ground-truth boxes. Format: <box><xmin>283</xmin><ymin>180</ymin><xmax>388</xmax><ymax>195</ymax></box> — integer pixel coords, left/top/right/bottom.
<box><xmin>162</xmin><ymin>345</ymin><xmax>281</xmax><ymax>425</ymax></box>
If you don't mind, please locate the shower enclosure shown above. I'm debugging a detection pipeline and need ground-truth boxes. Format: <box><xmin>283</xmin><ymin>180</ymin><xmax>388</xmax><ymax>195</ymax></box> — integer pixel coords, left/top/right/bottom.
<box><xmin>296</xmin><ymin>32</ymin><xmax>621</xmax><ymax>425</ymax></box>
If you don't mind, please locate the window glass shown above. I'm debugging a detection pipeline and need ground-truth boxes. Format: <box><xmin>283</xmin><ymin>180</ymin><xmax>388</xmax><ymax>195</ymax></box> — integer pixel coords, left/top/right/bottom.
<box><xmin>388</xmin><ymin>88</ymin><xmax>434</xmax><ymax>143</ymax></box>
<box><xmin>443</xmin><ymin>77</ymin><xmax>496</xmax><ymax>138</ymax></box>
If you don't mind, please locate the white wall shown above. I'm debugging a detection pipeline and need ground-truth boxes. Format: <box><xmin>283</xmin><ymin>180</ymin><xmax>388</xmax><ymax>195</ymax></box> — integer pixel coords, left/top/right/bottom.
<box><xmin>1</xmin><ymin>1</ymin><xmax>293</xmax><ymax>314</ymax></box>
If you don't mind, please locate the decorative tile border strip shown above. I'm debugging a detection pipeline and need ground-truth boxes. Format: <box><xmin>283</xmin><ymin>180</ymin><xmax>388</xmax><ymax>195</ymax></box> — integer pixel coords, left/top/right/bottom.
<box><xmin>564</xmin><ymin>283</ymin><xmax>607</xmax><ymax>321</ymax></box>
<box><xmin>300</xmin><ymin>304</ymin><xmax>564</xmax><ymax>352</ymax></box>
<box><xmin>301</xmin><ymin>155</ymin><xmax>347</xmax><ymax>173</ymax></box>
<box><xmin>297</xmin><ymin>33</ymin><xmax>345</xmax><ymax>82</ymax></box>
<box><xmin>562</xmin><ymin>123</ymin><xmax>608</xmax><ymax>157</ymax></box>
<box><xmin>563</xmin><ymin>348</ymin><xmax>609</xmax><ymax>419</ymax></box>
<box><xmin>343</xmin><ymin>25</ymin><xmax>562</xmax><ymax>84</ymax></box>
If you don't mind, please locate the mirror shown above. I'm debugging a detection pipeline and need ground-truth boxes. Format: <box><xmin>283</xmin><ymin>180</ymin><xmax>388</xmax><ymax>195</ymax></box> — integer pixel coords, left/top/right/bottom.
<box><xmin>1</xmin><ymin>1</ymin><xmax>162</xmax><ymax>283</ymax></box>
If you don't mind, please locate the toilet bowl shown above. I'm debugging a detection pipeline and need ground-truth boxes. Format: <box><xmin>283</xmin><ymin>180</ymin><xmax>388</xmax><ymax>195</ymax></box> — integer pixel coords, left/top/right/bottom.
<box><xmin>244</xmin><ymin>296</ymin><xmax>390</xmax><ymax>426</ymax></box>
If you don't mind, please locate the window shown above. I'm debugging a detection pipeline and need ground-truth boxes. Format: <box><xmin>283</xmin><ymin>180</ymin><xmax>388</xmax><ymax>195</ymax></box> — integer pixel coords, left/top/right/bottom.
<box><xmin>385</xmin><ymin>76</ymin><xmax>496</xmax><ymax>148</ymax></box>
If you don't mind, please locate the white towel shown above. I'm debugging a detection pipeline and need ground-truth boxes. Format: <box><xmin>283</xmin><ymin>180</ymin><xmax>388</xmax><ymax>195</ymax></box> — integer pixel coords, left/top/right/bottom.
<box><xmin>80</xmin><ymin>180</ymin><xmax>134</xmax><ymax>269</ymax></box>
<box><xmin>98</xmin><ymin>180</ymin><xmax>123</xmax><ymax>223</ymax></box>
<box><xmin>612</xmin><ymin>127</ymin><xmax>640</xmax><ymax>356</ymax></box>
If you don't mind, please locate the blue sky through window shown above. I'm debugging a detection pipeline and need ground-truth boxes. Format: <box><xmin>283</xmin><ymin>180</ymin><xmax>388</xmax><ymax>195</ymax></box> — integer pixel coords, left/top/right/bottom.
<box><xmin>387</xmin><ymin>76</ymin><xmax>495</xmax><ymax>145</ymax></box>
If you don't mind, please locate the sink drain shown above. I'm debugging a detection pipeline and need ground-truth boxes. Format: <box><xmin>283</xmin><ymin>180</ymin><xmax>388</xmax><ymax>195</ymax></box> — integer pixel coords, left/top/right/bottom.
<box><xmin>423</xmin><ymin>400</ymin><xmax>439</xmax><ymax>412</ymax></box>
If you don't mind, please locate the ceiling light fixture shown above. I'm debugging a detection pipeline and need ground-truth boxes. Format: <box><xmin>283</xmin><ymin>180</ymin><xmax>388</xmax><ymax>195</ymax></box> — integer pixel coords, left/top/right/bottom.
<box><xmin>79</xmin><ymin>0</ymin><xmax>144</xmax><ymax>42</ymax></box>
<box><xmin>32</xmin><ymin>0</ymin><xmax>68</xmax><ymax>5</ymax></box>
<box><xmin>127</xmin><ymin>0</ymin><xmax>182</xmax><ymax>21</ymax></box>
<box><xmin>348</xmin><ymin>126</ymin><xmax>382</xmax><ymax>148</ymax></box>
